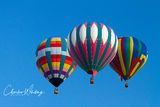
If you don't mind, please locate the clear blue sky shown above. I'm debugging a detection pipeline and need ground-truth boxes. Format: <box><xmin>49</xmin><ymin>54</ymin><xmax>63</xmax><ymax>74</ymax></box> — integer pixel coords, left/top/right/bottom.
<box><xmin>0</xmin><ymin>0</ymin><xmax>159</xmax><ymax>107</ymax></box>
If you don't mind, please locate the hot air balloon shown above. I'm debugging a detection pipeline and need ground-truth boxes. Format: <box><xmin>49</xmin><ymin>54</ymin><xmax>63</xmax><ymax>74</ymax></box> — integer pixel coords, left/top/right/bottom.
<box><xmin>67</xmin><ymin>22</ymin><xmax>118</xmax><ymax>84</ymax></box>
<box><xmin>36</xmin><ymin>37</ymin><xmax>77</xmax><ymax>94</ymax></box>
<box><xmin>110</xmin><ymin>36</ymin><xmax>148</xmax><ymax>88</ymax></box>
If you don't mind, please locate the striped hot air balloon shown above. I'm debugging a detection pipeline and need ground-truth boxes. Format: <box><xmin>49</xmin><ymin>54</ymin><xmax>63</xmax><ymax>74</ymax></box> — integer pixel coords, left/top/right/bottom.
<box><xmin>67</xmin><ymin>22</ymin><xmax>118</xmax><ymax>84</ymax></box>
<box><xmin>36</xmin><ymin>37</ymin><xmax>77</xmax><ymax>94</ymax></box>
<box><xmin>110</xmin><ymin>36</ymin><xmax>148</xmax><ymax>88</ymax></box>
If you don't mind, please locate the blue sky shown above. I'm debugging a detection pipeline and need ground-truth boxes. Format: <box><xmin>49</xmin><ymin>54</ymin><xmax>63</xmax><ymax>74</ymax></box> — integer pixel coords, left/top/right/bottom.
<box><xmin>0</xmin><ymin>0</ymin><xmax>159</xmax><ymax>107</ymax></box>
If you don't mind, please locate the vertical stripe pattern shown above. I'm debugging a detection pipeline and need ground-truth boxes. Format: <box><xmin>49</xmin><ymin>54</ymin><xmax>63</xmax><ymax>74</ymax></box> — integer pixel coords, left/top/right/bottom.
<box><xmin>67</xmin><ymin>22</ymin><xmax>118</xmax><ymax>77</ymax></box>
<box><xmin>110</xmin><ymin>36</ymin><xmax>148</xmax><ymax>81</ymax></box>
<box><xmin>36</xmin><ymin>37</ymin><xmax>77</xmax><ymax>87</ymax></box>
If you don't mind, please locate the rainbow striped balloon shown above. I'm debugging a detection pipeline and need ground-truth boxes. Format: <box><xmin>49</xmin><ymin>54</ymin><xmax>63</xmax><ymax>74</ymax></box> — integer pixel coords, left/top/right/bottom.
<box><xmin>110</xmin><ymin>36</ymin><xmax>148</xmax><ymax>81</ymax></box>
<box><xmin>67</xmin><ymin>22</ymin><xmax>118</xmax><ymax>79</ymax></box>
<box><xmin>36</xmin><ymin>37</ymin><xmax>77</xmax><ymax>89</ymax></box>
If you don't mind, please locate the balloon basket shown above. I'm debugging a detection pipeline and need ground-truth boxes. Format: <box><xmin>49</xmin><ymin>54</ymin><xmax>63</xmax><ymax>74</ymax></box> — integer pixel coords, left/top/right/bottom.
<box><xmin>54</xmin><ymin>88</ymin><xmax>58</xmax><ymax>94</ymax></box>
<box><xmin>125</xmin><ymin>82</ymin><xmax>128</xmax><ymax>88</ymax></box>
<box><xmin>90</xmin><ymin>78</ymin><xmax>94</xmax><ymax>84</ymax></box>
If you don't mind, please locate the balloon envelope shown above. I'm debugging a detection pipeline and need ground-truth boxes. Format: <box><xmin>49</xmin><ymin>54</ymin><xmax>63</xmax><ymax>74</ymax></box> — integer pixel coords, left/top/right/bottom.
<box><xmin>110</xmin><ymin>36</ymin><xmax>148</xmax><ymax>81</ymax></box>
<box><xmin>67</xmin><ymin>22</ymin><xmax>118</xmax><ymax>78</ymax></box>
<box><xmin>36</xmin><ymin>37</ymin><xmax>77</xmax><ymax>88</ymax></box>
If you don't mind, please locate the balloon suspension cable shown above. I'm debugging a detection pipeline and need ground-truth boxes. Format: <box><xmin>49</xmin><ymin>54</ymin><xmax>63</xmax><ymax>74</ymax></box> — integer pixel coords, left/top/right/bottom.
<box><xmin>54</xmin><ymin>87</ymin><xmax>58</xmax><ymax>94</ymax></box>
<box><xmin>125</xmin><ymin>82</ymin><xmax>128</xmax><ymax>88</ymax></box>
<box><xmin>121</xmin><ymin>76</ymin><xmax>123</xmax><ymax>81</ymax></box>
<box><xmin>118</xmin><ymin>75</ymin><xmax>120</xmax><ymax>79</ymax></box>
<box><xmin>90</xmin><ymin>77</ymin><xmax>94</xmax><ymax>84</ymax></box>
<box><xmin>90</xmin><ymin>69</ymin><xmax>97</xmax><ymax>84</ymax></box>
